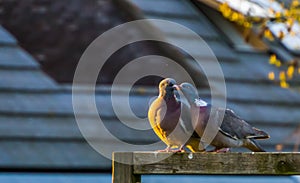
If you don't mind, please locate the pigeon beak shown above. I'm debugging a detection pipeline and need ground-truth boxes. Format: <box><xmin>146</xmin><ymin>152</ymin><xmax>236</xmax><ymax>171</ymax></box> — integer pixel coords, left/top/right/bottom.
<box><xmin>173</xmin><ymin>84</ymin><xmax>180</xmax><ymax>90</ymax></box>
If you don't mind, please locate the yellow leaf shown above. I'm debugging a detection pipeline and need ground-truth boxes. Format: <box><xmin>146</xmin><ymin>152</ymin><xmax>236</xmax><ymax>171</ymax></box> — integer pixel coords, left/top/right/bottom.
<box><xmin>268</xmin><ymin>72</ymin><xmax>275</xmax><ymax>80</ymax></box>
<box><xmin>278</xmin><ymin>31</ymin><xmax>285</xmax><ymax>40</ymax></box>
<box><xmin>279</xmin><ymin>71</ymin><xmax>286</xmax><ymax>81</ymax></box>
<box><xmin>290</xmin><ymin>9</ymin><xmax>299</xmax><ymax>18</ymax></box>
<box><xmin>287</xmin><ymin>18</ymin><xmax>295</xmax><ymax>27</ymax></box>
<box><xmin>287</xmin><ymin>65</ymin><xmax>295</xmax><ymax>79</ymax></box>
<box><xmin>238</xmin><ymin>13</ymin><xmax>245</xmax><ymax>20</ymax></box>
<box><xmin>264</xmin><ymin>29</ymin><xmax>274</xmax><ymax>41</ymax></box>
<box><xmin>292</xmin><ymin>0</ymin><xmax>300</xmax><ymax>7</ymax></box>
<box><xmin>243</xmin><ymin>22</ymin><xmax>252</xmax><ymax>28</ymax></box>
<box><xmin>219</xmin><ymin>2</ymin><xmax>229</xmax><ymax>12</ymax></box>
<box><xmin>280</xmin><ymin>81</ymin><xmax>289</xmax><ymax>88</ymax></box>
<box><xmin>230</xmin><ymin>12</ymin><xmax>239</xmax><ymax>21</ymax></box>
<box><xmin>284</xmin><ymin>10</ymin><xmax>290</xmax><ymax>17</ymax></box>
<box><xmin>298</xmin><ymin>67</ymin><xmax>300</xmax><ymax>74</ymax></box>
<box><xmin>275</xmin><ymin>60</ymin><xmax>282</xmax><ymax>67</ymax></box>
<box><xmin>269</xmin><ymin>54</ymin><xmax>277</xmax><ymax>65</ymax></box>
<box><xmin>275</xmin><ymin>12</ymin><xmax>281</xmax><ymax>18</ymax></box>
<box><xmin>220</xmin><ymin>3</ymin><xmax>231</xmax><ymax>18</ymax></box>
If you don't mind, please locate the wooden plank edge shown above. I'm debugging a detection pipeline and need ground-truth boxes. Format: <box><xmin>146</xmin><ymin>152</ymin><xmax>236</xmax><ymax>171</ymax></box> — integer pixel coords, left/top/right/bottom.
<box><xmin>130</xmin><ymin>152</ymin><xmax>300</xmax><ymax>175</ymax></box>
<box><xmin>112</xmin><ymin>152</ymin><xmax>141</xmax><ymax>183</ymax></box>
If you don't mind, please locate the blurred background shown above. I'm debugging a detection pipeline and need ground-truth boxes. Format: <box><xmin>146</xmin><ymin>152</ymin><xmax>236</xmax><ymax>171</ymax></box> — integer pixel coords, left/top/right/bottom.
<box><xmin>0</xmin><ymin>0</ymin><xmax>299</xmax><ymax>182</ymax></box>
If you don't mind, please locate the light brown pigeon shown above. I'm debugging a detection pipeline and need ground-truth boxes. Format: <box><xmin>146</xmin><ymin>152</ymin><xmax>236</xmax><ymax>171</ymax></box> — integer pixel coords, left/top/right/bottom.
<box><xmin>148</xmin><ymin>78</ymin><xmax>202</xmax><ymax>152</ymax></box>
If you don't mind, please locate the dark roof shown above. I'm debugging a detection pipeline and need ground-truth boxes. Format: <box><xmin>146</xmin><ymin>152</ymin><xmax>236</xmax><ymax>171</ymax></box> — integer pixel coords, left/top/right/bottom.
<box><xmin>0</xmin><ymin>0</ymin><xmax>206</xmax><ymax>86</ymax></box>
<box><xmin>0</xmin><ymin>0</ymin><xmax>299</xmax><ymax>176</ymax></box>
<box><xmin>0</xmin><ymin>25</ymin><xmax>113</xmax><ymax>170</ymax></box>
<box><xmin>0</xmin><ymin>0</ymin><xmax>137</xmax><ymax>84</ymax></box>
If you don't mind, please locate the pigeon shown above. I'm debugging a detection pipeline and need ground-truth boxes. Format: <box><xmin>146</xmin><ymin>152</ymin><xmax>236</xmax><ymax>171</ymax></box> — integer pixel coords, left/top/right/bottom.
<box><xmin>148</xmin><ymin>78</ymin><xmax>202</xmax><ymax>152</ymax></box>
<box><xmin>175</xmin><ymin>82</ymin><xmax>270</xmax><ymax>152</ymax></box>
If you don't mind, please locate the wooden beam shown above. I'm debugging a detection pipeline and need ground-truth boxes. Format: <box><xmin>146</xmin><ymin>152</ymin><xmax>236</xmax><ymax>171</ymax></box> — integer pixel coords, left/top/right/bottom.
<box><xmin>113</xmin><ymin>152</ymin><xmax>300</xmax><ymax>180</ymax></box>
<box><xmin>112</xmin><ymin>152</ymin><xmax>141</xmax><ymax>183</ymax></box>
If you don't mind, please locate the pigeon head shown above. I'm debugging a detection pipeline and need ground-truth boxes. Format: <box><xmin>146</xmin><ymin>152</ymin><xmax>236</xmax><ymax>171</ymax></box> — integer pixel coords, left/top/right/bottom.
<box><xmin>175</xmin><ymin>82</ymin><xmax>199</xmax><ymax>105</ymax></box>
<box><xmin>158</xmin><ymin>78</ymin><xmax>176</xmax><ymax>99</ymax></box>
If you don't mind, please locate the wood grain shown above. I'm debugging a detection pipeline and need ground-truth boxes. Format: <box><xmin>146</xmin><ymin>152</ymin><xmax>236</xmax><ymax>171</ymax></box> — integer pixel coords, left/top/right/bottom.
<box><xmin>112</xmin><ymin>152</ymin><xmax>141</xmax><ymax>183</ymax></box>
<box><xmin>113</xmin><ymin>152</ymin><xmax>300</xmax><ymax>179</ymax></box>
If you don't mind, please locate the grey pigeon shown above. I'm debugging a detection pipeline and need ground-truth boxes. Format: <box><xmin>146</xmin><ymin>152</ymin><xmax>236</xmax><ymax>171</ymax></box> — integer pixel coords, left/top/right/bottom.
<box><xmin>148</xmin><ymin>78</ymin><xmax>202</xmax><ymax>152</ymax></box>
<box><xmin>175</xmin><ymin>82</ymin><xmax>270</xmax><ymax>152</ymax></box>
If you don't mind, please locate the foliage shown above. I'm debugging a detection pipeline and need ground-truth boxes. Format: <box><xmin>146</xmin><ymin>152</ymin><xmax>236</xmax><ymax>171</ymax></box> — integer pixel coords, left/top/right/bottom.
<box><xmin>218</xmin><ymin>0</ymin><xmax>300</xmax><ymax>89</ymax></box>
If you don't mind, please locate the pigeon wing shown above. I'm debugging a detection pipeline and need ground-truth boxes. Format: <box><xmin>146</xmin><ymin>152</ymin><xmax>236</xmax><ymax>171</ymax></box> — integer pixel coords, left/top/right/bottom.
<box><xmin>217</xmin><ymin>108</ymin><xmax>269</xmax><ymax>140</ymax></box>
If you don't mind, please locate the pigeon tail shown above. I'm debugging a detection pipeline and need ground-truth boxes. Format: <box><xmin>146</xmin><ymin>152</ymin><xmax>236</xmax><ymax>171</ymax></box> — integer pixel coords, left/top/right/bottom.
<box><xmin>244</xmin><ymin>139</ymin><xmax>266</xmax><ymax>152</ymax></box>
<box><xmin>248</xmin><ymin>127</ymin><xmax>270</xmax><ymax>139</ymax></box>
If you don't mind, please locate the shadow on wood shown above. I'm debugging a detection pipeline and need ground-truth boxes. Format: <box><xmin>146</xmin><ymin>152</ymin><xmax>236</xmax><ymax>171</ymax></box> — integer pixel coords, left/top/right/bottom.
<box><xmin>112</xmin><ymin>152</ymin><xmax>300</xmax><ymax>183</ymax></box>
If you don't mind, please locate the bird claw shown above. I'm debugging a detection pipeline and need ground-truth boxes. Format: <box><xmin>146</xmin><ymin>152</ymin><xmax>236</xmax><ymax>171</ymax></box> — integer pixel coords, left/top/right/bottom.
<box><xmin>156</xmin><ymin>149</ymin><xmax>171</xmax><ymax>152</ymax></box>
<box><xmin>156</xmin><ymin>147</ymin><xmax>172</xmax><ymax>152</ymax></box>
<box><xmin>156</xmin><ymin>147</ymin><xmax>185</xmax><ymax>153</ymax></box>
<box><xmin>212</xmin><ymin>148</ymin><xmax>230</xmax><ymax>153</ymax></box>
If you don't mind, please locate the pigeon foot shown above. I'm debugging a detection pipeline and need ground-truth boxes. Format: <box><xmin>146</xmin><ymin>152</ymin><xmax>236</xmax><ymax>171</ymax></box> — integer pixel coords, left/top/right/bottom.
<box><xmin>214</xmin><ymin>148</ymin><xmax>230</xmax><ymax>153</ymax></box>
